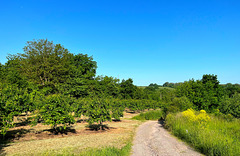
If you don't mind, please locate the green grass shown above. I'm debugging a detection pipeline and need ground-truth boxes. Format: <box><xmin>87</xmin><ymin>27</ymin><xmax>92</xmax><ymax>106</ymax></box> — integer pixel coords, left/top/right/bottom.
<box><xmin>165</xmin><ymin>112</ymin><xmax>240</xmax><ymax>156</ymax></box>
<box><xmin>132</xmin><ymin>110</ymin><xmax>163</xmax><ymax>120</ymax></box>
<box><xmin>78</xmin><ymin>143</ymin><xmax>132</xmax><ymax>156</ymax></box>
<box><xmin>40</xmin><ymin>143</ymin><xmax>132</xmax><ymax>156</ymax></box>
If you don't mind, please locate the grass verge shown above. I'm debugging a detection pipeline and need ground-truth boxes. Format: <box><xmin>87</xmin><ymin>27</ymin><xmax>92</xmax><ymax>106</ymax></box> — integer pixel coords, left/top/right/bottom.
<box><xmin>78</xmin><ymin>142</ymin><xmax>131</xmax><ymax>156</ymax></box>
<box><xmin>165</xmin><ymin>110</ymin><xmax>240</xmax><ymax>156</ymax></box>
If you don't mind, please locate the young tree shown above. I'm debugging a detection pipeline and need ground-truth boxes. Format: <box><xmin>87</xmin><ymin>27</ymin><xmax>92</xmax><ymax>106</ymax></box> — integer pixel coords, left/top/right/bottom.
<box><xmin>33</xmin><ymin>94</ymin><xmax>75</xmax><ymax>133</ymax></box>
<box><xmin>84</xmin><ymin>97</ymin><xmax>112</xmax><ymax>130</ymax></box>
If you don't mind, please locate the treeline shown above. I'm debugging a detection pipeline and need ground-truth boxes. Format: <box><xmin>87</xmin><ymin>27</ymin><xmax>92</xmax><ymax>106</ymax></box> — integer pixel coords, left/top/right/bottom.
<box><xmin>164</xmin><ymin>75</ymin><xmax>240</xmax><ymax>118</ymax></box>
<box><xmin>0</xmin><ymin>39</ymin><xmax>168</xmax><ymax>135</ymax></box>
<box><xmin>1</xmin><ymin>39</ymin><xmax>239</xmax><ymax>136</ymax></box>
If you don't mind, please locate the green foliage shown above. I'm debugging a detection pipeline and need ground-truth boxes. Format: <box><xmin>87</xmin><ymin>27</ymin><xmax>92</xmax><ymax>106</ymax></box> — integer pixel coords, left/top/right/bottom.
<box><xmin>120</xmin><ymin>78</ymin><xmax>137</xmax><ymax>99</ymax></box>
<box><xmin>176</xmin><ymin>74</ymin><xmax>223</xmax><ymax>112</ymax></box>
<box><xmin>64</xmin><ymin>53</ymin><xmax>97</xmax><ymax>97</ymax></box>
<box><xmin>132</xmin><ymin>110</ymin><xmax>163</xmax><ymax>120</ymax></box>
<box><xmin>222</xmin><ymin>83</ymin><xmax>240</xmax><ymax>97</ymax></box>
<box><xmin>124</xmin><ymin>99</ymin><xmax>162</xmax><ymax>112</ymax></box>
<box><xmin>171</xmin><ymin>97</ymin><xmax>193</xmax><ymax>112</ymax></box>
<box><xmin>0</xmin><ymin>83</ymin><xmax>37</xmax><ymax>135</ymax></box>
<box><xmin>94</xmin><ymin>76</ymin><xmax>120</xmax><ymax>98</ymax></box>
<box><xmin>110</xmin><ymin>99</ymin><xmax>125</xmax><ymax>121</ymax></box>
<box><xmin>165</xmin><ymin>111</ymin><xmax>240</xmax><ymax>156</ymax></box>
<box><xmin>33</xmin><ymin>94</ymin><xmax>75</xmax><ymax>132</ymax></box>
<box><xmin>84</xmin><ymin>97</ymin><xmax>112</xmax><ymax>128</ymax></box>
<box><xmin>220</xmin><ymin>93</ymin><xmax>240</xmax><ymax>118</ymax></box>
<box><xmin>10</xmin><ymin>39</ymin><xmax>73</xmax><ymax>86</ymax></box>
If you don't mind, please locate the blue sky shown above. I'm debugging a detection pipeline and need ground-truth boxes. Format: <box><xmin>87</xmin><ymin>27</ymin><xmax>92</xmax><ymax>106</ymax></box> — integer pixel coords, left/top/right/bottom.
<box><xmin>0</xmin><ymin>0</ymin><xmax>239</xmax><ymax>85</ymax></box>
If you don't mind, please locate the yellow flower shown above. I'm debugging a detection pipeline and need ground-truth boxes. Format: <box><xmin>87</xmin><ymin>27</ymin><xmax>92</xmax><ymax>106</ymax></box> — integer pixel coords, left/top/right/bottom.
<box><xmin>182</xmin><ymin>109</ymin><xmax>210</xmax><ymax>129</ymax></box>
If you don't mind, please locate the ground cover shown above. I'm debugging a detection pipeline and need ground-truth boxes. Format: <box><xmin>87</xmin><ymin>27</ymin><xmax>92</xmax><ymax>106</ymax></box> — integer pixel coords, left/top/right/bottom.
<box><xmin>165</xmin><ymin>109</ymin><xmax>240</xmax><ymax>156</ymax></box>
<box><xmin>0</xmin><ymin>112</ymin><xmax>141</xmax><ymax>156</ymax></box>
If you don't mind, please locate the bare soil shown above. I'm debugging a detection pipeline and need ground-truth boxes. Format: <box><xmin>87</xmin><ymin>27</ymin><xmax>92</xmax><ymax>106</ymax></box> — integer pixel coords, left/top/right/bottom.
<box><xmin>131</xmin><ymin>121</ymin><xmax>202</xmax><ymax>156</ymax></box>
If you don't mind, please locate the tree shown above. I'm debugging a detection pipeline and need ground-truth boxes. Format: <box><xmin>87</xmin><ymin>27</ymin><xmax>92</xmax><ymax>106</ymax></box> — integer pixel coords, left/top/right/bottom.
<box><xmin>176</xmin><ymin>74</ymin><xmax>223</xmax><ymax>112</ymax></box>
<box><xmin>0</xmin><ymin>83</ymin><xmax>35</xmax><ymax>136</ymax></box>
<box><xmin>220</xmin><ymin>93</ymin><xmax>240</xmax><ymax>118</ymax></box>
<box><xmin>222</xmin><ymin>83</ymin><xmax>240</xmax><ymax>97</ymax></box>
<box><xmin>120</xmin><ymin>78</ymin><xmax>137</xmax><ymax>99</ymax></box>
<box><xmin>84</xmin><ymin>97</ymin><xmax>112</xmax><ymax>130</ymax></box>
<box><xmin>94</xmin><ymin>76</ymin><xmax>120</xmax><ymax>97</ymax></box>
<box><xmin>9</xmin><ymin>39</ymin><xmax>73</xmax><ymax>86</ymax></box>
<box><xmin>33</xmin><ymin>94</ymin><xmax>75</xmax><ymax>133</ymax></box>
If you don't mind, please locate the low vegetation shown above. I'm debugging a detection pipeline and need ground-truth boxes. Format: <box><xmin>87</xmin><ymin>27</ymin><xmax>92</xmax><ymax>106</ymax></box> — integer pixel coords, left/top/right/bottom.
<box><xmin>132</xmin><ymin>110</ymin><xmax>163</xmax><ymax>121</ymax></box>
<box><xmin>165</xmin><ymin>109</ymin><xmax>240</xmax><ymax>156</ymax></box>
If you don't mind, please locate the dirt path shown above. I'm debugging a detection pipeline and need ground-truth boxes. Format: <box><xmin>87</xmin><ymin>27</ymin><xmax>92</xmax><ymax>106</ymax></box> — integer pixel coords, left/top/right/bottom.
<box><xmin>131</xmin><ymin>121</ymin><xmax>202</xmax><ymax>156</ymax></box>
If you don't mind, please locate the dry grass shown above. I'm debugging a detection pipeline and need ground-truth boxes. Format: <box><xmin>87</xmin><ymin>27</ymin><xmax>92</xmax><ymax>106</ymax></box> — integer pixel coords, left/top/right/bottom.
<box><xmin>1</xmin><ymin>112</ymin><xmax>142</xmax><ymax>156</ymax></box>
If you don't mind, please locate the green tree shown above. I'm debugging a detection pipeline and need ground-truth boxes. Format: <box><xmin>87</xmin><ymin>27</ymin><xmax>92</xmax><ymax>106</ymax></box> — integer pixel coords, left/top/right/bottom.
<box><xmin>120</xmin><ymin>78</ymin><xmax>137</xmax><ymax>99</ymax></box>
<box><xmin>222</xmin><ymin>83</ymin><xmax>240</xmax><ymax>97</ymax></box>
<box><xmin>84</xmin><ymin>97</ymin><xmax>112</xmax><ymax>130</ymax></box>
<box><xmin>33</xmin><ymin>94</ymin><xmax>75</xmax><ymax>133</ymax></box>
<box><xmin>220</xmin><ymin>93</ymin><xmax>240</xmax><ymax>118</ymax></box>
<box><xmin>176</xmin><ymin>74</ymin><xmax>223</xmax><ymax>112</ymax></box>
<box><xmin>94</xmin><ymin>76</ymin><xmax>120</xmax><ymax>97</ymax></box>
<box><xmin>0</xmin><ymin>83</ymin><xmax>35</xmax><ymax>136</ymax></box>
<box><xmin>9</xmin><ymin>39</ymin><xmax>73</xmax><ymax>86</ymax></box>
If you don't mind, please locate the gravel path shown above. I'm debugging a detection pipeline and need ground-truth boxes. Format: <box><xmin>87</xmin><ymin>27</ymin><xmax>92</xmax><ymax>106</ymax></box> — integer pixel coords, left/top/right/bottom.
<box><xmin>131</xmin><ymin>121</ymin><xmax>202</xmax><ymax>156</ymax></box>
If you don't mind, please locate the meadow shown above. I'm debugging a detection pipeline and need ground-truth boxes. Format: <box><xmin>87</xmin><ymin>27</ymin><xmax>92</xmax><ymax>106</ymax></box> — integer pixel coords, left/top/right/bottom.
<box><xmin>165</xmin><ymin>109</ymin><xmax>240</xmax><ymax>156</ymax></box>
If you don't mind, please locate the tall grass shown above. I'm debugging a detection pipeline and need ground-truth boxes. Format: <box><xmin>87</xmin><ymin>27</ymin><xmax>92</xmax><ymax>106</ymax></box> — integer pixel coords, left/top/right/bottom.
<box><xmin>132</xmin><ymin>110</ymin><xmax>163</xmax><ymax>120</ymax></box>
<box><xmin>165</xmin><ymin>111</ymin><xmax>240</xmax><ymax>156</ymax></box>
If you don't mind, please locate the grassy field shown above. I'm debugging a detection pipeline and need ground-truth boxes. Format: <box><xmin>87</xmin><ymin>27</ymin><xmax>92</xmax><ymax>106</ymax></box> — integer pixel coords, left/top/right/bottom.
<box><xmin>0</xmin><ymin>112</ymin><xmax>142</xmax><ymax>156</ymax></box>
<box><xmin>165</xmin><ymin>109</ymin><xmax>240</xmax><ymax>156</ymax></box>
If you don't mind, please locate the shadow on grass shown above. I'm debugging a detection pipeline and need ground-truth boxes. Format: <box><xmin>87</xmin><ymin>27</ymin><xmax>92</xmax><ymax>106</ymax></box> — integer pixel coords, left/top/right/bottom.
<box><xmin>76</xmin><ymin>119</ymin><xmax>87</xmax><ymax>123</ymax></box>
<box><xmin>42</xmin><ymin>126</ymin><xmax>76</xmax><ymax>135</ymax></box>
<box><xmin>0</xmin><ymin>128</ymin><xmax>32</xmax><ymax>155</ymax></box>
<box><xmin>112</xmin><ymin>119</ymin><xmax>122</xmax><ymax>122</ymax></box>
<box><xmin>14</xmin><ymin>118</ymin><xmax>32</xmax><ymax>127</ymax></box>
<box><xmin>86</xmin><ymin>124</ymin><xmax>110</xmax><ymax>131</ymax></box>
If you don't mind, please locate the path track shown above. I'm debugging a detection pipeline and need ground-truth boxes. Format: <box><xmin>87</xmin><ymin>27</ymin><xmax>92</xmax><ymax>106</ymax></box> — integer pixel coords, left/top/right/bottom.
<box><xmin>131</xmin><ymin>121</ymin><xmax>202</xmax><ymax>156</ymax></box>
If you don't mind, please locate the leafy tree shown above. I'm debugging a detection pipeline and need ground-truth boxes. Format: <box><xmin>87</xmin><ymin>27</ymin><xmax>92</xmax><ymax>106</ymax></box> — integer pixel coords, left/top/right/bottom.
<box><xmin>133</xmin><ymin>87</ymin><xmax>145</xmax><ymax>99</ymax></box>
<box><xmin>110</xmin><ymin>99</ymin><xmax>124</xmax><ymax>121</ymax></box>
<box><xmin>0</xmin><ymin>83</ymin><xmax>35</xmax><ymax>136</ymax></box>
<box><xmin>176</xmin><ymin>74</ymin><xmax>223</xmax><ymax>112</ymax></box>
<box><xmin>33</xmin><ymin>94</ymin><xmax>75</xmax><ymax>133</ymax></box>
<box><xmin>222</xmin><ymin>83</ymin><xmax>240</xmax><ymax>97</ymax></box>
<box><xmin>171</xmin><ymin>97</ymin><xmax>193</xmax><ymax>112</ymax></box>
<box><xmin>8</xmin><ymin>39</ymin><xmax>73</xmax><ymax>86</ymax></box>
<box><xmin>94</xmin><ymin>76</ymin><xmax>120</xmax><ymax>97</ymax></box>
<box><xmin>220</xmin><ymin>93</ymin><xmax>240</xmax><ymax>118</ymax></box>
<box><xmin>120</xmin><ymin>78</ymin><xmax>137</xmax><ymax>99</ymax></box>
<box><xmin>84</xmin><ymin>97</ymin><xmax>112</xmax><ymax>130</ymax></box>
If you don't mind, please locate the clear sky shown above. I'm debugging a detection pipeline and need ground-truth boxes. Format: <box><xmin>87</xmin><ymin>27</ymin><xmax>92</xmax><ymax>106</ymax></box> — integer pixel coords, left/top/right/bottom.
<box><xmin>0</xmin><ymin>0</ymin><xmax>239</xmax><ymax>86</ymax></box>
